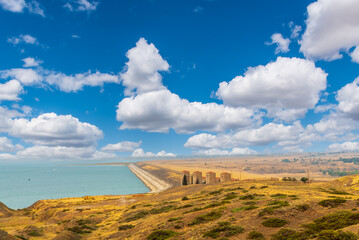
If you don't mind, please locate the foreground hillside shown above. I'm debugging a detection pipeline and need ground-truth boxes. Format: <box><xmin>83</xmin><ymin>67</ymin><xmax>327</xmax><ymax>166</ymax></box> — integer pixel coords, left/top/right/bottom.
<box><xmin>1</xmin><ymin>176</ymin><xmax>359</xmax><ymax>239</ymax></box>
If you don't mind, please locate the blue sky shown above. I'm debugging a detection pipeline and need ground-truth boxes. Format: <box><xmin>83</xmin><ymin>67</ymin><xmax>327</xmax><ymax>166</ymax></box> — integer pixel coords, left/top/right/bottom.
<box><xmin>1</xmin><ymin>0</ymin><xmax>359</xmax><ymax>160</ymax></box>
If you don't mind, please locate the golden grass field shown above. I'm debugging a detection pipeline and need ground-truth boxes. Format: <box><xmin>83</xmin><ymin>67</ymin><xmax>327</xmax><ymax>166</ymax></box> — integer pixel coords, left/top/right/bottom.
<box><xmin>2</xmin><ymin>165</ymin><xmax>359</xmax><ymax>239</ymax></box>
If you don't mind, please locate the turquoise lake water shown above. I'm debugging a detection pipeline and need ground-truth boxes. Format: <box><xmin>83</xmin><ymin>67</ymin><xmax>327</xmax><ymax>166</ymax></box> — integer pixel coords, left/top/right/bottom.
<box><xmin>0</xmin><ymin>162</ymin><xmax>149</xmax><ymax>209</ymax></box>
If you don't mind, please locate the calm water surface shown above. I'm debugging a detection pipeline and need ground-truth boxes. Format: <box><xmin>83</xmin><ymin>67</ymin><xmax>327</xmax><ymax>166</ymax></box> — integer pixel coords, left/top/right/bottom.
<box><xmin>0</xmin><ymin>161</ymin><xmax>149</xmax><ymax>209</ymax></box>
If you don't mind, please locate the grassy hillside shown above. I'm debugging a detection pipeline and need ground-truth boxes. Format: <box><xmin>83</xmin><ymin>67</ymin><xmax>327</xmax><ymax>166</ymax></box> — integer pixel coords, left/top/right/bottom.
<box><xmin>1</xmin><ymin>176</ymin><xmax>359</xmax><ymax>239</ymax></box>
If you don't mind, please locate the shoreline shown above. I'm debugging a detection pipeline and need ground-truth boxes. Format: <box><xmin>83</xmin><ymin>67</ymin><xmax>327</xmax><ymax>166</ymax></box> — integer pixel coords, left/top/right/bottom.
<box><xmin>128</xmin><ymin>163</ymin><xmax>172</xmax><ymax>193</ymax></box>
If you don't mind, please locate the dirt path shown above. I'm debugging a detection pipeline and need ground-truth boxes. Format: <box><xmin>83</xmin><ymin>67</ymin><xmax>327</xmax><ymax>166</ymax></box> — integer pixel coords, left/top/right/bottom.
<box><xmin>128</xmin><ymin>164</ymin><xmax>172</xmax><ymax>193</ymax></box>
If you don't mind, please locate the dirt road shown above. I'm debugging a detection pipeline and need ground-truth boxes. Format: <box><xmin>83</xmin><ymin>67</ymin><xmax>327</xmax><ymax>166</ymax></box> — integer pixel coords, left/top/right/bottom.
<box><xmin>128</xmin><ymin>164</ymin><xmax>172</xmax><ymax>193</ymax></box>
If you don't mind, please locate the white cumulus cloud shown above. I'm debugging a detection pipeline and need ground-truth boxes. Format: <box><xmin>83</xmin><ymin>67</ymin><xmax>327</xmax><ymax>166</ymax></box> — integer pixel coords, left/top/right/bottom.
<box><xmin>266</xmin><ymin>33</ymin><xmax>290</xmax><ymax>54</ymax></box>
<box><xmin>9</xmin><ymin>113</ymin><xmax>103</xmax><ymax>147</ymax></box>
<box><xmin>300</xmin><ymin>0</ymin><xmax>359</xmax><ymax>61</ymax></box>
<box><xmin>22</xmin><ymin>57</ymin><xmax>42</xmax><ymax>67</ymax></box>
<box><xmin>337</xmin><ymin>77</ymin><xmax>359</xmax><ymax>120</ymax></box>
<box><xmin>0</xmin><ymin>137</ymin><xmax>23</xmax><ymax>152</ymax></box>
<box><xmin>0</xmin><ymin>80</ymin><xmax>23</xmax><ymax>101</ymax></box>
<box><xmin>216</xmin><ymin>57</ymin><xmax>327</xmax><ymax>122</ymax></box>
<box><xmin>121</xmin><ymin>38</ymin><xmax>169</xmax><ymax>96</ymax></box>
<box><xmin>329</xmin><ymin>142</ymin><xmax>359</xmax><ymax>152</ymax></box>
<box><xmin>131</xmin><ymin>148</ymin><xmax>176</xmax><ymax>157</ymax></box>
<box><xmin>117</xmin><ymin>89</ymin><xmax>257</xmax><ymax>133</ymax></box>
<box><xmin>101</xmin><ymin>141</ymin><xmax>142</xmax><ymax>152</ymax></box>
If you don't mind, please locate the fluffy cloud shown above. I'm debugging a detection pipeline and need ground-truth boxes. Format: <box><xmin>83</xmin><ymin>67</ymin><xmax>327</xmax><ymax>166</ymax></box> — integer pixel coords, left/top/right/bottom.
<box><xmin>337</xmin><ymin>77</ymin><xmax>359</xmax><ymax>120</ymax></box>
<box><xmin>0</xmin><ymin>106</ymin><xmax>22</xmax><ymax>132</ymax></box>
<box><xmin>22</xmin><ymin>57</ymin><xmax>42</xmax><ymax>67</ymax></box>
<box><xmin>45</xmin><ymin>71</ymin><xmax>119</xmax><ymax>92</ymax></box>
<box><xmin>0</xmin><ymin>0</ymin><xmax>26</xmax><ymax>12</ymax></box>
<box><xmin>7</xmin><ymin>34</ymin><xmax>38</xmax><ymax>45</ymax></box>
<box><xmin>101</xmin><ymin>141</ymin><xmax>142</xmax><ymax>152</ymax></box>
<box><xmin>185</xmin><ymin>121</ymin><xmax>304</xmax><ymax>149</ymax></box>
<box><xmin>329</xmin><ymin>142</ymin><xmax>359</xmax><ymax>152</ymax></box>
<box><xmin>0</xmin><ymin>80</ymin><xmax>23</xmax><ymax>101</ymax></box>
<box><xmin>0</xmin><ymin>137</ymin><xmax>23</xmax><ymax>152</ymax></box>
<box><xmin>117</xmin><ymin>89</ymin><xmax>257</xmax><ymax>133</ymax></box>
<box><xmin>0</xmin><ymin>67</ymin><xmax>119</xmax><ymax>92</ymax></box>
<box><xmin>64</xmin><ymin>0</ymin><xmax>99</xmax><ymax>12</ymax></box>
<box><xmin>16</xmin><ymin>145</ymin><xmax>96</xmax><ymax>159</ymax></box>
<box><xmin>195</xmin><ymin>147</ymin><xmax>256</xmax><ymax>156</ymax></box>
<box><xmin>266</xmin><ymin>33</ymin><xmax>290</xmax><ymax>54</ymax></box>
<box><xmin>216</xmin><ymin>57</ymin><xmax>327</xmax><ymax>121</ymax></box>
<box><xmin>9</xmin><ymin>113</ymin><xmax>103</xmax><ymax>147</ymax></box>
<box><xmin>300</xmin><ymin>0</ymin><xmax>359</xmax><ymax>61</ymax></box>
<box><xmin>117</xmin><ymin>38</ymin><xmax>259</xmax><ymax>133</ymax></box>
<box><xmin>121</xmin><ymin>38</ymin><xmax>169</xmax><ymax>96</ymax></box>
<box><xmin>131</xmin><ymin>148</ymin><xmax>176</xmax><ymax>157</ymax></box>
<box><xmin>1</xmin><ymin>68</ymin><xmax>42</xmax><ymax>85</ymax></box>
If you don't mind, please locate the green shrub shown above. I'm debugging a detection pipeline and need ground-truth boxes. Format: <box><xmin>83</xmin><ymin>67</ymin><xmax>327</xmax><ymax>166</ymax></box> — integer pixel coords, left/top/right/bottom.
<box><xmin>167</xmin><ymin>217</ymin><xmax>182</xmax><ymax>222</ymax></box>
<box><xmin>118</xmin><ymin>224</ymin><xmax>134</xmax><ymax>231</ymax></box>
<box><xmin>260</xmin><ymin>186</ymin><xmax>268</xmax><ymax>189</ymax></box>
<box><xmin>149</xmin><ymin>205</ymin><xmax>175</xmax><ymax>214</ymax></box>
<box><xmin>203</xmin><ymin>221</ymin><xmax>244</xmax><ymax>239</ymax></box>
<box><xmin>267</xmin><ymin>201</ymin><xmax>289</xmax><ymax>207</ymax></box>
<box><xmin>270</xmin><ymin>193</ymin><xmax>287</xmax><ymax>199</ymax></box>
<box><xmin>147</xmin><ymin>230</ymin><xmax>178</xmax><ymax>240</ymax></box>
<box><xmin>303</xmin><ymin>211</ymin><xmax>359</xmax><ymax>232</ymax></box>
<box><xmin>296</xmin><ymin>204</ymin><xmax>310</xmax><ymax>212</ymax></box>
<box><xmin>250</xmin><ymin>186</ymin><xmax>256</xmax><ymax>189</ymax></box>
<box><xmin>231</xmin><ymin>205</ymin><xmax>259</xmax><ymax>212</ymax></box>
<box><xmin>317</xmin><ymin>230</ymin><xmax>358</xmax><ymax>240</ymax></box>
<box><xmin>262</xmin><ymin>218</ymin><xmax>288</xmax><ymax>228</ymax></box>
<box><xmin>181</xmin><ymin>196</ymin><xmax>189</xmax><ymax>201</ymax></box>
<box><xmin>247</xmin><ymin>230</ymin><xmax>265</xmax><ymax>239</ymax></box>
<box><xmin>209</xmin><ymin>190</ymin><xmax>223</xmax><ymax>195</ymax></box>
<box><xmin>125</xmin><ymin>210</ymin><xmax>149</xmax><ymax>222</ymax></box>
<box><xmin>188</xmin><ymin>210</ymin><xmax>222</xmax><ymax>226</ymax></box>
<box><xmin>224</xmin><ymin>192</ymin><xmax>237</xmax><ymax>200</ymax></box>
<box><xmin>271</xmin><ymin>228</ymin><xmax>311</xmax><ymax>240</ymax></box>
<box><xmin>318</xmin><ymin>198</ymin><xmax>346</xmax><ymax>208</ymax></box>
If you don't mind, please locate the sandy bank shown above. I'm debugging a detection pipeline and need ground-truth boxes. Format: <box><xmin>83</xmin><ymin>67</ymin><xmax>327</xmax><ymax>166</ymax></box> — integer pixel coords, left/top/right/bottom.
<box><xmin>128</xmin><ymin>164</ymin><xmax>172</xmax><ymax>193</ymax></box>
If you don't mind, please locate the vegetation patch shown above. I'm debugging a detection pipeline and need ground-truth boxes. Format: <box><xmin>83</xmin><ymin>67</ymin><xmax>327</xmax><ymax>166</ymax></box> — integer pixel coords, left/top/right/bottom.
<box><xmin>271</xmin><ymin>228</ymin><xmax>310</xmax><ymax>240</ymax></box>
<box><xmin>149</xmin><ymin>205</ymin><xmax>175</xmax><ymax>214</ymax></box>
<box><xmin>303</xmin><ymin>211</ymin><xmax>359</xmax><ymax>232</ymax></box>
<box><xmin>247</xmin><ymin>230</ymin><xmax>265</xmax><ymax>240</ymax></box>
<box><xmin>181</xmin><ymin>196</ymin><xmax>189</xmax><ymax>201</ymax></box>
<box><xmin>125</xmin><ymin>210</ymin><xmax>149</xmax><ymax>222</ymax></box>
<box><xmin>258</xmin><ymin>201</ymin><xmax>290</xmax><ymax>217</ymax></box>
<box><xmin>295</xmin><ymin>204</ymin><xmax>310</xmax><ymax>212</ymax></box>
<box><xmin>118</xmin><ymin>224</ymin><xmax>134</xmax><ymax>231</ymax></box>
<box><xmin>244</xmin><ymin>201</ymin><xmax>257</xmax><ymax>205</ymax></box>
<box><xmin>231</xmin><ymin>205</ymin><xmax>259</xmax><ymax>212</ymax></box>
<box><xmin>239</xmin><ymin>194</ymin><xmax>263</xmax><ymax>200</ymax></box>
<box><xmin>224</xmin><ymin>192</ymin><xmax>237</xmax><ymax>200</ymax></box>
<box><xmin>317</xmin><ymin>230</ymin><xmax>358</xmax><ymax>240</ymax></box>
<box><xmin>261</xmin><ymin>218</ymin><xmax>288</xmax><ymax>228</ymax></box>
<box><xmin>188</xmin><ymin>210</ymin><xmax>222</xmax><ymax>226</ymax></box>
<box><xmin>270</xmin><ymin>193</ymin><xmax>287</xmax><ymax>199</ymax></box>
<box><xmin>318</xmin><ymin>198</ymin><xmax>346</xmax><ymax>208</ymax></box>
<box><xmin>147</xmin><ymin>229</ymin><xmax>178</xmax><ymax>240</ymax></box>
<box><xmin>209</xmin><ymin>190</ymin><xmax>223</xmax><ymax>196</ymax></box>
<box><xmin>167</xmin><ymin>217</ymin><xmax>182</xmax><ymax>222</ymax></box>
<box><xmin>203</xmin><ymin>221</ymin><xmax>244</xmax><ymax>239</ymax></box>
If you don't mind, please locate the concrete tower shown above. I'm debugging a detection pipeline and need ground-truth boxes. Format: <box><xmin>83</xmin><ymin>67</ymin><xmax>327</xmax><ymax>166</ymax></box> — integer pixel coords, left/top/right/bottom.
<box><xmin>206</xmin><ymin>172</ymin><xmax>216</xmax><ymax>184</ymax></box>
<box><xmin>192</xmin><ymin>171</ymin><xmax>203</xmax><ymax>184</ymax></box>
<box><xmin>220</xmin><ymin>172</ymin><xmax>231</xmax><ymax>182</ymax></box>
<box><xmin>181</xmin><ymin>170</ymin><xmax>190</xmax><ymax>185</ymax></box>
